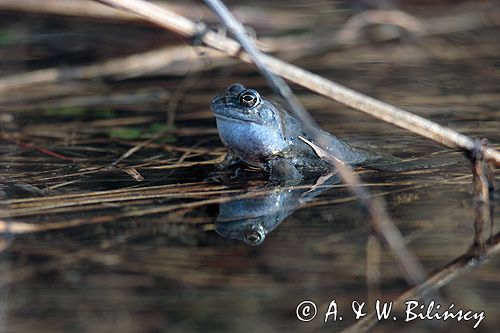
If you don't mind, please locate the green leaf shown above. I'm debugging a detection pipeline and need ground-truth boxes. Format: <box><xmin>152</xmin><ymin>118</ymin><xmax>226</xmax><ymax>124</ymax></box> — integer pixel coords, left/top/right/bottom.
<box><xmin>109</xmin><ymin>128</ymin><xmax>143</xmax><ymax>139</ymax></box>
<box><xmin>44</xmin><ymin>107</ymin><xmax>87</xmax><ymax>116</ymax></box>
<box><xmin>146</xmin><ymin>123</ymin><xmax>174</xmax><ymax>134</ymax></box>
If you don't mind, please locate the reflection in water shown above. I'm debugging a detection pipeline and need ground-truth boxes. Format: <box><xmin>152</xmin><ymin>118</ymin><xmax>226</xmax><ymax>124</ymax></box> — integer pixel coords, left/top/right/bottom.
<box><xmin>344</xmin><ymin>175</ymin><xmax>497</xmax><ymax>333</ymax></box>
<box><xmin>215</xmin><ymin>173</ymin><xmax>340</xmax><ymax>245</ymax></box>
<box><xmin>346</xmin><ymin>228</ymin><xmax>499</xmax><ymax>333</ymax></box>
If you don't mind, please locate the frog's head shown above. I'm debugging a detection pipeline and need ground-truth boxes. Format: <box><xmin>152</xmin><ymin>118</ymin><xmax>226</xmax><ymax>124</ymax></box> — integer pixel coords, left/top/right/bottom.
<box><xmin>211</xmin><ymin>83</ymin><xmax>282</xmax><ymax>125</ymax></box>
<box><xmin>210</xmin><ymin>83</ymin><xmax>288</xmax><ymax>160</ymax></box>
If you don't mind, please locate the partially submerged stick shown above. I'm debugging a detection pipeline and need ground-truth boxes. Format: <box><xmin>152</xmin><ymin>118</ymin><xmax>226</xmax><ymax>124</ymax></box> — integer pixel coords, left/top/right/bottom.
<box><xmin>96</xmin><ymin>0</ymin><xmax>500</xmax><ymax>166</ymax></box>
<box><xmin>342</xmin><ymin>230</ymin><xmax>500</xmax><ymax>333</ymax></box>
<box><xmin>468</xmin><ymin>140</ymin><xmax>496</xmax><ymax>252</ymax></box>
<box><xmin>300</xmin><ymin>137</ymin><xmax>426</xmax><ymax>285</ymax></box>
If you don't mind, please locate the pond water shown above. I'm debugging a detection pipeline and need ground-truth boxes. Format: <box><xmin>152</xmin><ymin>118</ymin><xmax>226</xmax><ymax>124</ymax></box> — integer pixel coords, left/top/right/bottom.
<box><xmin>0</xmin><ymin>2</ymin><xmax>499</xmax><ymax>333</ymax></box>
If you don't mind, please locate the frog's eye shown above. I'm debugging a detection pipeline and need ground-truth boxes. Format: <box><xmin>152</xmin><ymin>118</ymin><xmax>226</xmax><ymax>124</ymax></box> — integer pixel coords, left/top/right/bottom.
<box><xmin>243</xmin><ymin>228</ymin><xmax>265</xmax><ymax>246</ymax></box>
<box><xmin>239</xmin><ymin>89</ymin><xmax>261</xmax><ymax>107</ymax></box>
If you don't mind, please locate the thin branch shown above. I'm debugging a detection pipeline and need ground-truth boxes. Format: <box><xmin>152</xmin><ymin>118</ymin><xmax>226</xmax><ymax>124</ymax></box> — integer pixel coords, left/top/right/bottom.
<box><xmin>0</xmin><ymin>45</ymin><xmax>219</xmax><ymax>93</ymax></box>
<box><xmin>110</xmin><ymin>129</ymin><xmax>171</xmax><ymax>166</ymax></box>
<box><xmin>0</xmin><ymin>219</ymin><xmax>38</xmax><ymax>234</ymax></box>
<box><xmin>204</xmin><ymin>0</ymin><xmax>318</xmax><ymax>130</ymax></box>
<box><xmin>0</xmin><ymin>0</ymin><xmax>311</xmax><ymax>31</ymax></box>
<box><xmin>94</xmin><ymin>0</ymin><xmax>500</xmax><ymax>165</ymax></box>
<box><xmin>0</xmin><ymin>134</ymin><xmax>76</xmax><ymax>162</ymax></box>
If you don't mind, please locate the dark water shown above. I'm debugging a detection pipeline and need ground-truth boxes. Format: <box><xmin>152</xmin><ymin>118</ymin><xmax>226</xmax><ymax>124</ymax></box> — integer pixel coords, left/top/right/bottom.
<box><xmin>1</xmin><ymin>2</ymin><xmax>500</xmax><ymax>333</ymax></box>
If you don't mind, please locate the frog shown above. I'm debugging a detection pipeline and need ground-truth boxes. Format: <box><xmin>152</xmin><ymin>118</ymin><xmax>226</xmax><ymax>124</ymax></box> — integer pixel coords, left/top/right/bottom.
<box><xmin>210</xmin><ymin>83</ymin><xmax>455</xmax><ymax>184</ymax></box>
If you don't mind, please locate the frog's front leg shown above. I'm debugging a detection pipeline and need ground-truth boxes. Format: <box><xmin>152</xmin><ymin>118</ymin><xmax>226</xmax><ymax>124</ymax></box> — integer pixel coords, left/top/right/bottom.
<box><xmin>209</xmin><ymin>149</ymin><xmax>243</xmax><ymax>182</ymax></box>
<box><xmin>217</xmin><ymin>149</ymin><xmax>241</xmax><ymax>170</ymax></box>
<box><xmin>267</xmin><ymin>157</ymin><xmax>303</xmax><ymax>185</ymax></box>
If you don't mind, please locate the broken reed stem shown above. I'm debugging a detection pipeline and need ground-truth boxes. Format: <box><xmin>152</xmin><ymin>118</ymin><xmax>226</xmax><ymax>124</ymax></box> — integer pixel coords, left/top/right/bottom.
<box><xmin>96</xmin><ymin>0</ymin><xmax>500</xmax><ymax>166</ymax></box>
<box><xmin>468</xmin><ymin>140</ymin><xmax>496</xmax><ymax>253</ymax></box>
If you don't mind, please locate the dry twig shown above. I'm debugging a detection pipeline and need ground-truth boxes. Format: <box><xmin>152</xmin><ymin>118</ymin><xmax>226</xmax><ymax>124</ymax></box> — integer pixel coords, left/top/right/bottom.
<box><xmin>94</xmin><ymin>0</ymin><xmax>500</xmax><ymax>165</ymax></box>
<box><xmin>468</xmin><ymin>140</ymin><xmax>497</xmax><ymax>252</ymax></box>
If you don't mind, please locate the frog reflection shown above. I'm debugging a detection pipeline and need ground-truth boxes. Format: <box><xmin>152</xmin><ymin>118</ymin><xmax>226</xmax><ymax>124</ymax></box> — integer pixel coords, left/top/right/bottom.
<box><xmin>215</xmin><ymin>174</ymin><xmax>339</xmax><ymax>245</ymax></box>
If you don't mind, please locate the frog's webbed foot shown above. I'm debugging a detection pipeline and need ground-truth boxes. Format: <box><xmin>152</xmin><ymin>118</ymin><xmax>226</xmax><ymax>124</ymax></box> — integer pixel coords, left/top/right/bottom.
<box><xmin>217</xmin><ymin>151</ymin><xmax>241</xmax><ymax>170</ymax></box>
<box><xmin>209</xmin><ymin>151</ymin><xmax>241</xmax><ymax>182</ymax></box>
<box><xmin>267</xmin><ymin>158</ymin><xmax>303</xmax><ymax>186</ymax></box>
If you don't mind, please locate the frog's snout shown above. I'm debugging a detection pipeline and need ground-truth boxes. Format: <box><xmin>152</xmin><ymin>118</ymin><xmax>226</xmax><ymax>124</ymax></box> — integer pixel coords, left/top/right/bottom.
<box><xmin>210</xmin><ymin>95</ymin><xmax>224</xmax><ymax>111</ymax></box>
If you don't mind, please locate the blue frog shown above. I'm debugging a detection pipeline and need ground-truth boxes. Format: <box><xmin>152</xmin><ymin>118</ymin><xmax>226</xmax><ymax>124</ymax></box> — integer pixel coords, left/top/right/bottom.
<box><xmin>211</xmin><ymin>83</ymin><xmax>381</xmax><ymax>183</ymax></box>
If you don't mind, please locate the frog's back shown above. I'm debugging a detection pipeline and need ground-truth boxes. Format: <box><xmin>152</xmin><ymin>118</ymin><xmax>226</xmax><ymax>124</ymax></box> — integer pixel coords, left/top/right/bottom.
<box><xmin>282</xmin><ymin>113</ymin><xmax>374</xmax><ymax>166</ymax></box>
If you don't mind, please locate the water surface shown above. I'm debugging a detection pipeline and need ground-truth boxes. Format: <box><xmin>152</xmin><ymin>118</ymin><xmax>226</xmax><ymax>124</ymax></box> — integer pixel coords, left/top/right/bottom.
<box><xmin>1</xmin><ymin>2</ymin><xmax>499</xmax><ymax>333</ymax></box>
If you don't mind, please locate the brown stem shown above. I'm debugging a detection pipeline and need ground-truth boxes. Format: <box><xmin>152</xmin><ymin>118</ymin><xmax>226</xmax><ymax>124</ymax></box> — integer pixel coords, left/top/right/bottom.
<box><xmin>94</xmin><ymin>0</ymin><xmax>500</xmax><ymax>166</ymax></box>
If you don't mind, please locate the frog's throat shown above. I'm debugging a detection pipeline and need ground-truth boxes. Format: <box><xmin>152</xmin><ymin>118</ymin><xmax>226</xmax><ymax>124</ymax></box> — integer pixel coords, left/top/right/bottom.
<box><xmin>214</xmin><ymin>113</ymin><xmax>265</xmax><ymax>126</ymax></box>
